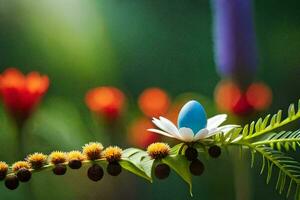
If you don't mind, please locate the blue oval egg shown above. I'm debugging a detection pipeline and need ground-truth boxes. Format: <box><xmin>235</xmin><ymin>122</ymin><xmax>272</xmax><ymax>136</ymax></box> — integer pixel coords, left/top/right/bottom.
<box><xmin>177</xmin><ymin>100</ymin><xmax>207</xmax><ymax>134</ymax></box>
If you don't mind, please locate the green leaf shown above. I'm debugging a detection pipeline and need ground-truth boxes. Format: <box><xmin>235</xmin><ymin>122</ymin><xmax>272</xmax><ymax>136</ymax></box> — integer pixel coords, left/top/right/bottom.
<box><xmin>140</xmin><ymin>157</ymin><xmax>155</xmax><ymax>179</ymax></box>
<box><xmin>162</xmin><ymin>155</ymin><xmax>193</xmax><ymax>196</ymax></box>
<box><xmin>288</xmin><ymin>104</ymin><xmax>295</xmax><ymax>119</ymax></box>
<box><xmin>242</xmin><ymin>124</ymin><xmax>249</xmax><ymax>138</ymax></box>
<box><xmin>122</xmin><ymin>148</ymin><xmax>144</xmax><ymax>158</ymax></box>
<box><xmin>119</xmin><ymin>159</ymin><xmax>152</xmax><ymax>182</ymax></box>
<box><xmin>170</xmin><ymin>143</ymin><xmax>185</xmax><ymax>155</ymax></box>
<box><xmin>129</xmin><ymin>151</ymin><xmax>148</xmax><ymax>163</ymax></box>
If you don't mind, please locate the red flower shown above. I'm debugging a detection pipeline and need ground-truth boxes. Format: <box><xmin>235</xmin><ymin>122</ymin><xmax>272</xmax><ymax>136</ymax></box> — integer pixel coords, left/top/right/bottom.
<box><xmin>214</xmin><ymin>80</ymin><xmax>272</xmax><ymax>116</ymax></box>
<box><xmin>0</xmin><ymin>68</ymin><xmax>49</xmax><ymax>121</ymax></box>
<box><xmin>85</xmin><ymin>86</ymin><xmax>125</xmax><ymax>121</ymax></box>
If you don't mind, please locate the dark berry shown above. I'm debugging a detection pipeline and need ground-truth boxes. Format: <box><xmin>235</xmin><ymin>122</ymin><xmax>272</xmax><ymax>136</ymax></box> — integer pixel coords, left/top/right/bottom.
<box><xmin>88</xmin><ymin>164</ymin><xmax>104</xmax><ymax>182</ymax></box>
<box><xmin>189</xmin><ymin>159</ymin><xmax>204</xmax><ymax>176</ymax></box>
<box><xmin>208</xmin><ymin>145</ymin><xmax>221</xmax><ymax>158</ymax></box>
<box><xmin>16</xmin><ymin>168</ymin><xmax>31</xmax><ymax>182</ymax></box>
<box><xmin>185</xmin><ymin>147</ymin><xmax>198</xmax><ymax>161</ymax></box>
<box><xmin>0</xmin><ymin>171</ymin><xmax>7</xmax><ymax>181</ymax></box>
<box><xmin>53</xmin><ymin>164</ymin><xmax>67</xmax><ymax>175</ymax></box>
<box><xmin>154</xmin><ymin>164</ymin><xmax>170</xmax><ymax>180</ymax></box>
<box><xmin>68</xmin><ymin>160</ymin><xmax>82</xmax><ymax>169</ymax></box>
<box><xmin>5</xmin><ymin>175</ymin><xmax>19</xmax><ymax>190</ymax></box>
<box><xmin>107</xmin><ymin>162</ymin><xmax>122</xmax><ymax>176</ymax></box>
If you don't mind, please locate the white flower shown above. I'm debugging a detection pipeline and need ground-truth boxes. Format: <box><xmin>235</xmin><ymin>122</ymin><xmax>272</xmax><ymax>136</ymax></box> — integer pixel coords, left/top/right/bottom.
<box><xmin>147</xmin><ymin>100</ymin><xmax>238</xmax><ymax>142</ymax></box>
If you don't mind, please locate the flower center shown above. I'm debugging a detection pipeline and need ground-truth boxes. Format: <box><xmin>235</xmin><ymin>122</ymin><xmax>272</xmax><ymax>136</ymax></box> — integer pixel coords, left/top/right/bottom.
<box><xmin>177</xmin><ymin>100</ymin><xmax>207</xmax><ymax>134</ymax></box>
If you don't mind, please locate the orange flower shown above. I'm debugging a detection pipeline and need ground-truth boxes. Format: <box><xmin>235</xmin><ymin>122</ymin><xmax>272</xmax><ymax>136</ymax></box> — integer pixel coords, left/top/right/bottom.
<box><xmin>85</xmin><ymin>86</ymin><xmax>125</xmax><ymax>121</ymax></box>
<box><xmin>138</xmin><ymin>88</ymin><xmax>170</xmax><ymax>118</ymax></box>
<box><xmin>214</xmin><ymin>80</ymin><xmax>272</xmax><ymax>116</ymax></box>
<box><xmin>0</xmin><ymin>68</ymin><xmax>49</xmax><ymax>121</ymax></box>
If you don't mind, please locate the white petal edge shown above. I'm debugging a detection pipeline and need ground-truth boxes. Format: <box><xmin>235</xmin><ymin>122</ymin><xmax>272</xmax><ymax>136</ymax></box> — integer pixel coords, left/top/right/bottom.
<box><xmin>152</xmin><ymin>118</ymin><xmax>166</xmax><ymax>131</ymax></box>
<box><xmin>159</xmin><ymin>117</ymin><xmax>182</xmax><ymax>139</ymax></box>
<box><xmin>194</xmin><ymin>128</ymin><xmax>209</xmax><ymax>140</ymax></box>
<box><xmin>205</xmin><ymin>124</ymin><xmax>239</xmax><ymax>138</ymax></box>
<box><xmin>178</xmin><ymin>127</ymin><xmax>194</xmax><ymax>142</ymax></box>
<box><xmin>147</xmin><ymin>128</ymin><xmax>177</xmax><ymax>138</ymax></box>
<box><xmin>207</xmin><ymin>114</ymin><xmax>227</xmax><ymax>130</ymax></box>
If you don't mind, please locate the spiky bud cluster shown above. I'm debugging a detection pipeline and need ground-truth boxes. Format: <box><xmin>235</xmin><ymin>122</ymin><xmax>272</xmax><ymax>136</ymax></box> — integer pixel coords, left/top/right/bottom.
<box><xmin>49</xmin><ymin>151</ymin><xmax>67</xmax><ymax>165</ymax></box>
<box><xmin>0</xmin><ymin>162</ymin><xmax>8</xmax><ymax>181</ymax></box>
<box><xmin>12</xmin><ymin>161</ymin><xmax>31</xmax><ymax>172</ymax></box>
<box><xmin>0</xmin><ymin>140</ymin><xmax>221</xmax><ymax>191</ymax></box>
<box><xmin>12</xmin><ymin>161</ymin><xmax>32</xmax><ymax>183</ymax></box>
<box><xmin>26</xmin><ymin>153</ymin><xmax>48</xmax><ymax>169</ymax></box>
<box><xmin>49</xmin><ymin>151</ymin><xmax>67</xmax><ymax>176</ymax></box>
<box><xmin>82</xmin><ymin>142</ymin><xmax>104</xmax><ymax>160</ymax></box>
<box><xmin>68</xmin><ymin>151</ymin><xmax>86</xmax><ymax>169</ymax></box>
<box><xmin>147</xmin><ymin>143</ymin><xmax>170</xmax><ymax>159</ymax></box>
<box><xmin>102</xmin><ymin>146</ymin><xmax>122</xmax><ymax>163</ymax></box>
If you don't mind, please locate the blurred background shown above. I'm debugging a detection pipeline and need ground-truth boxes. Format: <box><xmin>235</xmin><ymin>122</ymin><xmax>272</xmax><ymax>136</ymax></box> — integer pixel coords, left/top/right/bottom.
<box><xmin>0</xmin><ymin>0</ymin><xmax>299</xmax><ymax>199</ymax></box>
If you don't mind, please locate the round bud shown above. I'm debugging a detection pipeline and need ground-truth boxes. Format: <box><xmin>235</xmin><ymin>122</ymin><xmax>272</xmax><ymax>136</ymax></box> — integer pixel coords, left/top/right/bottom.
<box><xmin>189</xmin><ymin>159</ymin><xmax>205</xmax><ymax>176</ymax></box>
<box><xmin>107</xmin><ymin>162</ymin><xmax>122</xmax><ymax>176</ymax></box>
<box><xmin>87</xmin><ymin>164</ymin><xmax>104</xmax><ymax>182</ymax></box>
<box><xmin>68</xmin><ymin>160</ymin><xmax>82</xmax><ymax>169</ymax></box>
<box><xmin>5</xmin><ymin>175</ymin><xmax>19</xmax><ymax>190</ymax></box>
<box><xmin>16</xmin><ymin>168</ymin><xmax>32</xmax><ymax>182</ymax></box>
<box><xmin>154</xmin><ymin>164</ymin><xmax>170</xmax><ymax>180</ymax></box>
<box><xmin>53</xmin><ymin>164</ymin><xmax>67</xmax><ymax>175</ymax></box>
<box><xmin>185</xmin><ymin>147</ymin><xmax>198</xmax><ymax>161</ymax></box>
<box><xmin>208</xmin><ymin>145</ymin><xmax>221</xmax><ymax>158</ymax></box>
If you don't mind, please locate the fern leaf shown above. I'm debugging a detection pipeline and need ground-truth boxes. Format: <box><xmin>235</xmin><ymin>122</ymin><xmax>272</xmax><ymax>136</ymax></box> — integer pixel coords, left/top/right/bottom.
<box><xmin>249</xmin><ymin>145</ymin><xmax>300</xmax><ymax>198</ymax></box>
<box><xmin>237</xmin><ymin>99</ymin><xmax>300</xmax><ymax>141</ymax></box>
<box><xmin>252</xmin><ymin>130</ymin><xmax>300</xmax><ymax>151</ymax></box>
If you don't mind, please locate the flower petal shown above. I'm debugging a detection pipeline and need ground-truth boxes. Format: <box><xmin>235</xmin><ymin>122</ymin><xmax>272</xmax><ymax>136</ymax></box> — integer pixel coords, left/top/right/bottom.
<box><xmin>147</xmin><ymin>128</ymin><xmax>176</xmax><ymax>138</ymax></box>
<box><xmin>178</xmin><ymin>128</ymin><xmax>194</xmax><ymax>142</ymax></box>
<box><xmin>159</xmin><ymin>117</ymin><xmax>182</xmax><ymax>139</ymax></box>
<box><xmin>152</xmin><ymin>118</ymin><xmax>166</xmax><ymax>131</ymax></box>
<box><xmin>194</xmin><ymin>128</ymin><xmax>209</xmax><ymax>140</ymax></box>
<box><xmin>205</xmin><ymin>124</ymin><xmax>239</xmax><ymax>138</ymax></box>
<box><xmin>207</xmin><ymin>114</ymin><xmax>227</xmax><ymax>130</ymax></box>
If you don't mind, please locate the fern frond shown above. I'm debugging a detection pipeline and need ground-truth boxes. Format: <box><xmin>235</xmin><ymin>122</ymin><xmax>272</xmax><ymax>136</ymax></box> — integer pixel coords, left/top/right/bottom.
<box><xmin>237</xmin><ymin>99</ymin><xmax>300</xmax><ymax>141</ymax></box>
<box><xmin>252</xmin><ymin>130</ymin><xmax>300</xmax><ymax>151</ymax></box>
<box><xmin>248</xmin><ymin>145</ymin><xmax>300</xmax><ymax>198</ymax></box>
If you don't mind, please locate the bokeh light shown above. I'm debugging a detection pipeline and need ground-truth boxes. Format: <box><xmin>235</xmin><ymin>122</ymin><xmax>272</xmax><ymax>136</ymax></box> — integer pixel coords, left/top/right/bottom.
<box><xmin>138</xmin><ymin>87</ymin><xmax>170</xmax><ymax>118</ymax></box>
<box><xmin>127</xmin><ymin>117</ymin><xmax>160</xmax><ymax>148</ymax></box>
<box><xmin>215</xmin><ymin>80</ymin><xmax>272</xmax><ymax>116</ymax></box>
<box><xmin>214</xmin><ymin>80</ymin><xmax>241</xmax><ymax>112</ymax></box>
<box><xmin>246</xmin><ymin>82</ymin><xmax>272</xmax><ymax>111</ymax></box>
<box><xmin>85</xmin><ymin>86</ymin><xmax>125</xmax><ymax>121</ymax></box>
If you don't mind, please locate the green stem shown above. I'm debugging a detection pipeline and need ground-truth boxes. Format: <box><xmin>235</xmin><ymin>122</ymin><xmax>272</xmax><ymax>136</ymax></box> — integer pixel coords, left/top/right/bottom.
<box><xmin>252</xmin><ymin>138</ymin><xmax>300</xmax><ymax>146</ymax></box>
<box><xmin>244</xmin><ymin>113</ymin><xmax>300</xmax><ymax>140</ymax></box>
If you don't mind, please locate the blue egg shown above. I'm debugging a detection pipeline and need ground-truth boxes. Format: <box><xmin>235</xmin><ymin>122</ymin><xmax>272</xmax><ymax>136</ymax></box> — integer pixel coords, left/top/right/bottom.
<box><xmin>177</xmin><ymin>100</ymin><xmax>207</xmax><ymax>134</ymax></box>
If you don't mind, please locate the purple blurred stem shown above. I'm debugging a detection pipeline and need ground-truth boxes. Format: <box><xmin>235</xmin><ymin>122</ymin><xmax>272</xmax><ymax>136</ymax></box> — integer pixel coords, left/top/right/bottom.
<box><xmin>212</xmin><ymin>0</ymin><xmax>258</xmax><ymax>87</ymax></box>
